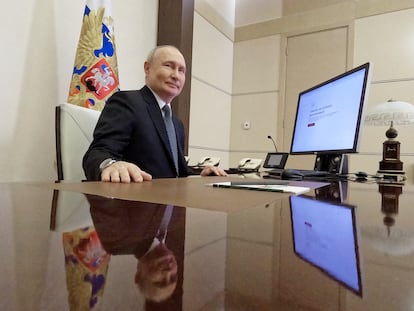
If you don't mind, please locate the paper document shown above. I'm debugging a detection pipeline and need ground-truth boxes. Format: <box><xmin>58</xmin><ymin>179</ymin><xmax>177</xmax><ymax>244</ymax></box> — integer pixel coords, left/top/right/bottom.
<box><xmin>208</xmin><ymin>181</ymin><xmax>310</xmax><ymax>195</ymax></box>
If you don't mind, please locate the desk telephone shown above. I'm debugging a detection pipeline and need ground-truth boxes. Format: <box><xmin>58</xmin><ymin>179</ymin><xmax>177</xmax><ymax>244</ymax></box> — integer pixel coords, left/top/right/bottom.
<box><xmin>238</xmin><ymin>158</ymin><xmax>262</xmax><ymax>171</ymax></box>
<box><xmin>197</xmin><ymin>157</ymin><xmax>220</xmax><ymax>167</ymax></box>
<box><xmin>184</xmin><ymin>156</ymin><xmax>190</xmax><ymax>165</ymax></box>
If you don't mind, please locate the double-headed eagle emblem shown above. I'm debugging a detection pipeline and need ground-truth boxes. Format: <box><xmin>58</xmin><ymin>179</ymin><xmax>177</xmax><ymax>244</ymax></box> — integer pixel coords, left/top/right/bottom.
<box><xmin>68</xmin><ymin>6</ymin><xmax>119</xmax><ymax>111</ymax></box>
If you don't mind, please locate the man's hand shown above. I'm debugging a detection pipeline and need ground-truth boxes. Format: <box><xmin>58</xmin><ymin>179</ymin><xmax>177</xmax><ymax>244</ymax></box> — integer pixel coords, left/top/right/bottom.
<box><xmin>101</xmin><ymin>161</ymin><xmax>152</xmax><ymax>183</ymax></box>
<box><xmin>200</xmin><ymin>165</ymin><xmax>228</xmax><ymax>177</ymax></box>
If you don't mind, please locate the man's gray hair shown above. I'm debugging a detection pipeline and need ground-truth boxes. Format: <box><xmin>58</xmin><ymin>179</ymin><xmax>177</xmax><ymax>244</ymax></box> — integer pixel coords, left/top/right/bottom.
<box><xmin>146</xmin><ymin>45</ymin><xmax>180</xmax><ymax>63</ymax></box>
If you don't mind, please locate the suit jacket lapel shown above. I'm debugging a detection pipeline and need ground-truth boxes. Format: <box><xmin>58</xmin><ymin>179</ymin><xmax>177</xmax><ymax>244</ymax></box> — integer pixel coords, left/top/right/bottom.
<box><xmin>141</xmin><ymin>86</ymin><xmax>176</xmax><ymax>164</ymax></box>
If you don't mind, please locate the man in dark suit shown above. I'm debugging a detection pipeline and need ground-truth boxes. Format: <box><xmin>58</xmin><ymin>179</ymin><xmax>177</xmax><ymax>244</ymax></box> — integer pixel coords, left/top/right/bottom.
<box><xmin>83</xmin><ymin>45</ymin><xmax>227</xmax><ymax>182</ymax></box>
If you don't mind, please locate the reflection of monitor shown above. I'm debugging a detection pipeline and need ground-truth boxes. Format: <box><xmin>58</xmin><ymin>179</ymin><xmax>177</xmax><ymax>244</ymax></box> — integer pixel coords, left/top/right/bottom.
<box><xmin>290</xmin><ymin>195</ymin><xmax>362</xmax><ymax>295</ymax></box>
<box><xmin>314</xmin><ymin>180</ymin><xmax>348</xmax><ymax>203</ymax></box>
<box><xmin>290</xmin><ymin>62</ymin><xmax>372</xmax><ymax>174</ymax></box>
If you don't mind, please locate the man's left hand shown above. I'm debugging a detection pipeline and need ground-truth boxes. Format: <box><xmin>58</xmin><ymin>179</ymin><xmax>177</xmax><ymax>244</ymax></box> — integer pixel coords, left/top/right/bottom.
<box><xmin>200</xmin><ymin>165</ymin><xmax>227</xmax><ymax>177</ymax></box>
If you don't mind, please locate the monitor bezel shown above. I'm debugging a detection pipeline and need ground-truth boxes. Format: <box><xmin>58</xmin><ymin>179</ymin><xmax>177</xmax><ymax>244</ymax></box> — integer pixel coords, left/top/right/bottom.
<box><xmin>290</xmin><ymin>62</ymin><xmax>372</xmax><ymax>155</ymax></box>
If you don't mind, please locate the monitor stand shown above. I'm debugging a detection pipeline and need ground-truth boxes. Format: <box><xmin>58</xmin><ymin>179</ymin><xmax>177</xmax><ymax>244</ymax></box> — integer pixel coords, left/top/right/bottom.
<box><xmin>314</xmin><ymin>154</ymin><xmax>348</xmax><ymax>175</ymax></box>
<box><xmin>315</xmin><ymin>180</ymin><xmax>348</xmax><ymax>202</ymax></box>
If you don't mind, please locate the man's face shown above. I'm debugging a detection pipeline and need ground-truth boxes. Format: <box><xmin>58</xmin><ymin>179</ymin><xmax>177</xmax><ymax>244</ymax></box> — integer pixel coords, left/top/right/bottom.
<box><xmin>135</xmin><ymin>243</ymin><xmax>178</xmax><ymax>302</ymax></box>
<box><xmin>145</xmin><ymin>46</ymin><xmax>186</xmax><ymax>103</ymax></box>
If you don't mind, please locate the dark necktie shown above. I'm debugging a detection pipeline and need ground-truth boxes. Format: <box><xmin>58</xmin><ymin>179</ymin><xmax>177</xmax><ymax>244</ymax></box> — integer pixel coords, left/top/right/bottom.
<box><xmin>156</xmin><ymin>205</ymin><xmax>174</xmax><ymax>243</ymax></box>
<box><xmin>162</xmin><ymin>105</ymin><xmax>178</xmax><ymax>174</ymax></box>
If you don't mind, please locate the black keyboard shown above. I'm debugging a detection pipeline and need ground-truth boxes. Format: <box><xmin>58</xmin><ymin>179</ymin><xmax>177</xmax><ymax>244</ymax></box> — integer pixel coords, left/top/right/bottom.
<box><xmin>264</xmin><ymin>169</ymin><xmax>333</xmax><ymax>180</ymax></box>
<box><xmin>279</xmin><ymin>168</ymin><xmax>333</xmax><ymax>180</ymax></box>
<box><xmin>225</xmin><ymin>168</ymin><xmax>259</xmax><ymax>174</ymax></box>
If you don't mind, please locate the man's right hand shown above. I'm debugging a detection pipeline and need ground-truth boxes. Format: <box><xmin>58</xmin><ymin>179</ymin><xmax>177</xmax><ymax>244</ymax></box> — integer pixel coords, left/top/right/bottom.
<box><xmin>101</xmin><ymin>161</ymin><xmax>152</xmax><ymax>183</ymax></box>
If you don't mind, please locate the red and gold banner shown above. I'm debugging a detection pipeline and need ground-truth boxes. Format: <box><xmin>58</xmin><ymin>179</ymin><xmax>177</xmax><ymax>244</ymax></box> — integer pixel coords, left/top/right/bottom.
<box><xmin>68</xmin><ymin>0</ymin><xmax>119</xmax><ymax>111</ymax></box>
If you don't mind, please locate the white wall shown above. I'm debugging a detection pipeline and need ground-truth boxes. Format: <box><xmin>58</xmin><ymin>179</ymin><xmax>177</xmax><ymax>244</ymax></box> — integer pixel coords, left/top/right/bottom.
<box><xmin>0</xmin><ymin>0</ymin><xmax>158</xmax><ymax>182</ymax></box>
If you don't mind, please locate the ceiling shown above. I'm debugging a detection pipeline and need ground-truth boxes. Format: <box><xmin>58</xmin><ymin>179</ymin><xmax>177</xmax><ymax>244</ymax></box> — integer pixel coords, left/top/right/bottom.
<box><xmin>235</xmin><ymin>0</ymin><xmax>282</xmax><ymax>27</ymax></box>
<box><xmin>200</xmin><ymin>0</ymin><xmax>283</xmax><ymax>27</ymax></box>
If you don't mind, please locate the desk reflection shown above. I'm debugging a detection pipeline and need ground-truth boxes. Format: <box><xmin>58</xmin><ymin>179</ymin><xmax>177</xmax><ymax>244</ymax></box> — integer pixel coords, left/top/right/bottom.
<box><xmin>361</xmin><ymin>182</ymin><xmax>413</xmax><ymax>257</ymax></box>
<box><xmin>378</xmin><ymin>182</ymin><xmax>403</xmax><ymax>232</ymax></box>
<box><xmin>51</xmin><ymin>190</ymin><xmax>185</xmax><ymax>310</ymax></box>
<box><xmin>34</xmin><ymin>181</ymin><xmax>414</xmax><ymax>310</ymax></box>
<box><xmin>314</xmin><ymin>180</ymin><xmax>348</xmax><ymax>203</ymax></box>
<box><xmin>289</xmin><ymin>194</ymin><xmax>362</xmax><ymax>296</ymax></box>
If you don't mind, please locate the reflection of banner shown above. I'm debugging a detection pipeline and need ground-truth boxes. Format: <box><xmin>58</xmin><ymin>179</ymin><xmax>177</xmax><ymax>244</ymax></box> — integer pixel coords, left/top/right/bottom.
<box><xmin>68</xmin><ymin>0</ymin><xmax>119</xmax><ymax>111</ymax></box>
<box><xmin>63</xmin><ymin>226</ymin><xmax>110</xmax><ymax>310</ymax></box>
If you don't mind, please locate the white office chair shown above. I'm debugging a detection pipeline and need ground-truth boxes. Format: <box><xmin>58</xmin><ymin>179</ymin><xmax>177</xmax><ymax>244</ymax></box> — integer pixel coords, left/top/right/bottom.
<box><xmin>55</xmin><ymin>103</ymin><xmax>101</xmax><ymax>181</ymax></box>
<box><xmin>50</xmin><ymin>189</ymin><xmax>93</xmax><ymax>231</ymax></box>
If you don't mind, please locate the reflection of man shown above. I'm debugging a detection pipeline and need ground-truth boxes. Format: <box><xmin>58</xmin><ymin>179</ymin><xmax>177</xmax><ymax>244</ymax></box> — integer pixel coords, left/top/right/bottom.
<box><xmin>87</xmin><ymin>194</ymin><xmax>185</xmax><ymax>307</ymax></box>
<box><xmin>135</xmin><ymin>241</ymin><xmax>178</xmax><ymax>302</ymax></box>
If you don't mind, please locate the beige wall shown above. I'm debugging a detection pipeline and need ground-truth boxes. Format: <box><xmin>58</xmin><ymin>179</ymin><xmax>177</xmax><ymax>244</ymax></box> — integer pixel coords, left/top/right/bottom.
<box><xmin>189</xmin><ymin>1</ymin><xmax>235</xmax><ymax>168</ymax></box>
<box><xmin>0</xmin><ymin>1</ymin><xmax>158</xmax><ymax>182</ymax></box>
<box><xmin>231</xmin><ymin>35</ymin><xmax>281</xmax><ymax>164</ymax></box>
<box><xmin>192</xmin><ymin>0</ymin><xmax>282</xmax><ymax>168</ymax></box>
<box><xmin>353</xmin><ymin>8</ymin><xmax>414</xmax><ymax>176</ymax></box>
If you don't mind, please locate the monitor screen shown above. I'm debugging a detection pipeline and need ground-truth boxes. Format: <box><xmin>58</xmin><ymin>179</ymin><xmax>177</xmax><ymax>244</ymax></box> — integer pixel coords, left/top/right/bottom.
<box><xmin>290</xmin><ymin>195</ymin><xmax>362</xmax><ymax>295</ymax></box>
<box><xmin>263</xmin><ymin>152</ymin><xmax>289</xmax><ymax>169</ymax></box>
<box><xmin>290</xmin><ymin>62</ymin><xmax>372</xmax><ymax>155</ymax></box>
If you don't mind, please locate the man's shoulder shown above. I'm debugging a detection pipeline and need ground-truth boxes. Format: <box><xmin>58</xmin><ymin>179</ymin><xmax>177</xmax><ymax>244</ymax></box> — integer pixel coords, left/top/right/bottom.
<box><xmin>110</xmin><ymin>89</ymin><xmax>140</xmax><ymax>99</ymax></box>
<box><xmin>103</xmin><ymin>87</ymin><xmax>158</xmax><ymax>117</ymax></box>
<box><xmin>110</xmin><ymin>86</ymin><xmax>153</xmax><ymax>102</ymax></box>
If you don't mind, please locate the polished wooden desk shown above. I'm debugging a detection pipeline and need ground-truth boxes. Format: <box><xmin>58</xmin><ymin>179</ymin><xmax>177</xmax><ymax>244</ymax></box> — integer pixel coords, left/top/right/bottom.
<box><xmin>1</xmin><ymin>177</ymin><xmax>414</xmax><ymax>310</ymax></box>
<box><xmin>45</xmin><ymin>176</ymin><xmax>325</xmax><ymax>213</ymax></box>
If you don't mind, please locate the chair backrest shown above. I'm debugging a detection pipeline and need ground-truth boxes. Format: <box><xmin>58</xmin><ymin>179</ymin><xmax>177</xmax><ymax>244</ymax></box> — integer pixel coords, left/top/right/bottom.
<box><xmin>55</xmin><ymin>103</ymin><xmax>101</xmax><ymax>181</ymax></box>
<box><xmin>50</xmin><ymin>190</ymin><xmax>93</xmax><ymax>231</ymax></box>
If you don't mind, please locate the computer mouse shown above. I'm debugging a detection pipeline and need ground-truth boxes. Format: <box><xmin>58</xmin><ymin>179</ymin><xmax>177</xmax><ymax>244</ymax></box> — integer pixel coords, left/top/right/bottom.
<box><xmin>355</xmin><ymin>171</ymin><xmax>368</xmax><ymax>178</ymax></box>
<box><xmin>281</xmin><ymin>169</ymin><xmax>304</xmax><ymax>180</ymax></box>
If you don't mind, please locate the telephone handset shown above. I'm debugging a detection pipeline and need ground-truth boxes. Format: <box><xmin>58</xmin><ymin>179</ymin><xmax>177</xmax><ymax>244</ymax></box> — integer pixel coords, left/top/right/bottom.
<box><xmin>238</xmin><ymin>158</ymin><xmax>262</xmax><ymax>171</ymax></box>
<box><xmin>184</xmin><ymin>156</ymin><xmax>190</xmax><ymax>165</ymax></box>
<box><xmin>197</xmin><ymin>157</ymin><xmax>220</xmax><ymax>167</ymax></box>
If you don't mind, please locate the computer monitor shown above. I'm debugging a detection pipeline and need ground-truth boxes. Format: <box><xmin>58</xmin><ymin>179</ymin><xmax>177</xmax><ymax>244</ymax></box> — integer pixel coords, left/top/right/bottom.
<box><xmin>290</xmin><ymin>62</ymin><xmax>372</xmax><ymax>174</ymax></box>
<box><xmin>290</xmin><ymin>195</ymin><xmax>362</xmax><ymax>295</ymax></box>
